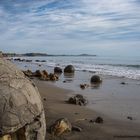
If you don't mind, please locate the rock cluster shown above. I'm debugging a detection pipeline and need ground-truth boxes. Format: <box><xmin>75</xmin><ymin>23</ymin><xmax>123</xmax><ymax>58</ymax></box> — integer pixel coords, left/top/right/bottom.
<box><xmin>14</xmin><ymin>58</ymin><xmax>32</xmax><ymax>62</ymax></box>
<box><xmin>23</xmin><ymin>70</ymin><xmax>59</xmax><ymax>81</ymax></box>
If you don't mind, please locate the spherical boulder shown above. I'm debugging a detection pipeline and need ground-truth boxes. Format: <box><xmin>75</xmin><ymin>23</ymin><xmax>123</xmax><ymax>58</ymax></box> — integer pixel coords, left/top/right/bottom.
<box><xmin>54</xmin><ymin>67</ymin><xmax>62</xmax><ymax>73</ymax></box>
<box><xmin>64</xmin><ymin>65</ymin><xmax>75</xmax><ymax>73</ymax></box>
<box><xmin>90</xmin><ymin>75</ymin><xmax>102</xmax><ymax>84</ymax></box>
<box><xmin>0</xmin><ymin>58</ymin><xmax>46</xmax><ymax>140</ymax></box>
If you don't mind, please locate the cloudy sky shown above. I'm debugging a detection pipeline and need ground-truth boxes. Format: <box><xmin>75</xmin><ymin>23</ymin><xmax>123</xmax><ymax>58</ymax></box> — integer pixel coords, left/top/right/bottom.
<box><xmin>0</xmin><ymin>0</ymin><xmax>140</xmax><ymax>56</ymax></box>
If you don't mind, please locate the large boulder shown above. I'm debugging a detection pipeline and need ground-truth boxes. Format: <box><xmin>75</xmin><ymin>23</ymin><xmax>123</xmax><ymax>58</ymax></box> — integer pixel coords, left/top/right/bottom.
<box><xmin>0</xmin><ymin>58</ymin><xmax>46</xmax><ymax>140</ymax></box>
<box><xmin>54</xmin><ymin>67</ymin><xmax>62</xmax><ymax>73</ymax></box>
<box><xmin>64</xmin><ymin>65</ymin><xmax>75</xmax><ymax>73</ymax></box>
<box><xmin>90</xmin><ymin>75</ymin><xmax>102</xmax><ymax>84</ymax></box>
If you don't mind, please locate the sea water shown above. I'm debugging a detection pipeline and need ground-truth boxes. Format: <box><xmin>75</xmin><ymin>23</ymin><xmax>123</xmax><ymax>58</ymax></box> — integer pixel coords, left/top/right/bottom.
<box><xmin>13</xmin><ymin>55</ymin><xmax>140</xmax><ymax>80</ymax></box>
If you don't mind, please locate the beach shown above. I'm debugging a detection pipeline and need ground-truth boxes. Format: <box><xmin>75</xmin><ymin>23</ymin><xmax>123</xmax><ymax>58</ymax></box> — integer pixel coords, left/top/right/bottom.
<box><xmin>10</xmin><ymin>57</ymin><xmax>140</xmax><ymax>139</ymax></box>
<box><xmin>34</xmin><ymin>79</ymin><xmax>140</xmax><ymax>140</ymax></box>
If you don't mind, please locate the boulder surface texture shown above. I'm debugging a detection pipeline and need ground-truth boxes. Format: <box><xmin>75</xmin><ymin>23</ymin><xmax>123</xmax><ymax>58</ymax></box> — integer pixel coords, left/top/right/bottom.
<box><xmin>0</xmin><ymin>58</ymin><xmax>46</xmax><ymax>140</ymax></box>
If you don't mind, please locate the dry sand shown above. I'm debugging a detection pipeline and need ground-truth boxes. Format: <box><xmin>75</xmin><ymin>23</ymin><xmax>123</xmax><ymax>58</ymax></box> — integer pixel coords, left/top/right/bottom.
<box><xmin>34</xmin><ymin>79</ymin><xmax>140</xmax><ymax>140</ymax></box>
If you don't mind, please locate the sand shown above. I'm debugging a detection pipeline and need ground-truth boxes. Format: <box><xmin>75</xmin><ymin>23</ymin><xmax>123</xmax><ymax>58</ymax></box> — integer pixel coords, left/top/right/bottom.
<box><xmin>34</xmin><ymin>79</ymin><xmax>140</xmax><ymax>140</ymax></box>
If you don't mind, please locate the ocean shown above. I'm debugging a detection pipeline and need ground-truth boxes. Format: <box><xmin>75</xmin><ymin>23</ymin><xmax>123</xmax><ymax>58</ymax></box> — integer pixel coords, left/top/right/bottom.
<box><xmin>13</xmin><ymin>55</ymin><xmax>140</xmax><ymax>80</ymax></box>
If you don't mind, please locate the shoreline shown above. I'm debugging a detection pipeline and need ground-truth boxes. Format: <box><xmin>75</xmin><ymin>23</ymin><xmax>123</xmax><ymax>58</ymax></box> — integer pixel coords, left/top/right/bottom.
<box><xmin>34</xmin><ymin>79</ymin><xmax>140</xmax><ymax>140</ymax></box>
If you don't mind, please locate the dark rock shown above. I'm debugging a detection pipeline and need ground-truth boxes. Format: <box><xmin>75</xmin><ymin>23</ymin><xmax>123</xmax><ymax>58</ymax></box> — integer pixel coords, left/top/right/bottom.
<box><xmin>127</xmin><ymin>116</ymin><xmax>133</xmax><ymax>120</ymax></box>
<box><xmin>35</xmin><ymin>60</ymin><xmax>40</xmax><ymax>62</ymax></box>
<box><xmin>72</xmin><ymin>125</ymin><xmax>82</xmax><ymax>132</ymax></box>
<box><xmin>68</xmin><ymin>94</ymin><xmax>87</xmax><ymax>106</ymax></box>
<box><xmin>80</xmin><ymin>84</ymin><xmax>89</xmax><ymax>89</ymax></box>
<box><xmin>90</xmin><ymin>116</ymin><xmax>103</xmax><ymax>124</ymax></box>
<box><xmin>54</xmin><ymin>67</ymin><xmax>62</xmax><ymax>73</ymax></box>
<box><xmin>23</xmin><ymin>70</ymin><xmax>33</xmax><ymax>77</ymax></box>
<box><xmin>95</xmin><ymin>117</ymin><xmax>103</xmax><ymax>123</ymax></box>
<box><xmin>64</xmin><ymin>65</ymin><xmax>75</xmax><ymax>73</ymax></box>
<box><xmin>121</xmin><ymin>82</ymin><xmax>126</xmax><ymax>85</ymax></box>
<box><xmin>25</xmin><ymin>59</ymin><xmax>32</xmax><ymax>62</ymax></box>
<box><xmin>90</xmin><ymin>75</ymin><xmax>102</xmax><ymax>84</ymax></box>
<box><xmin>41</xmin><ymin>60</ymin><xmax>46</xmax><ymax>62</ymax></box>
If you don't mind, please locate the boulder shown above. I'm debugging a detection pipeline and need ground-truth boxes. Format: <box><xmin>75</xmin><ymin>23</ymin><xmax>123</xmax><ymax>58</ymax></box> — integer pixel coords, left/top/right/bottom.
<box><xmin>34</xmin><ymin>70</ymin><xmax>44</xmax><ymax>77</ymax></box>
<box><xmin>49</xmin><ymin>73</ymin><xmax>59</xmax><ymax>81</ymax></box>
<box><xmin>68</xmin><ymin>94</ymin><xmax>87</xmax><ymax>106</ymax></box>
<box><xmin>90</xmin><ymin>75</ymin><xmax>102</xmax><ymax>84</ymax></box>
<box><xmin>0</xmin><ymin>58</ymin><xmax>46</xmax><ymax>140</ymax></box>
<box><xmin>50</xmin><ymin>118</ymin><xmax>72</xmax><ymax>136</ymax></box>
<box><xmin>64</xmin><ymin>65</ymin><xmax>75</xmax><ymax>73</ymax></box>
<box><xmin>54</xmin><ymin>67</ymin><xmax>62</xmax><ymax>73</ymax></box>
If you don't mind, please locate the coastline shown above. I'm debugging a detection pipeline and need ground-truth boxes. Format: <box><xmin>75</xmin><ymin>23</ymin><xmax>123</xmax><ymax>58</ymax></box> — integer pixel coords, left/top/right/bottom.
<box><xmin>34</xmin><ymin>79</ymin><xmax>140</xmax><ymax>140</ymax></box>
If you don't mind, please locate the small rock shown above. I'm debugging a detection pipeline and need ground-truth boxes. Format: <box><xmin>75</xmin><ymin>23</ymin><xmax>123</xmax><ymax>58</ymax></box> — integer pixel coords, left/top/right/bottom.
<box><xmin>90</xmin><ymin>116</ymin><xmax>104</xmax><ymax>124</ymax></box>
<box><xmin>127</xmin><ymin>116</ymin><xmax>133</xmax><ymax>120</ymax></box>
<box><xmin>50</xmin><ymin>118</ymin><xmax>72</xmax><ymax>136</ymax></box>
<box><xmin>80</xmin><ymin>84</ymin><xmax>89</xmax><ymax>89</ymax></box>
<box><xmin>121</xmin><ymin>82</ymin><xmax>126</xmax><ymax>85</ymax></box>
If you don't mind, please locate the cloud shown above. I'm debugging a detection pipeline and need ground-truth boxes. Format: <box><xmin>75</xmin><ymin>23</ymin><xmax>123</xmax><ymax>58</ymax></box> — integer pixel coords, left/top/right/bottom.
<box><xmin>0</xmin><ymin>0</ymin><xmax>140</xmax><ymax>53</ymax></box>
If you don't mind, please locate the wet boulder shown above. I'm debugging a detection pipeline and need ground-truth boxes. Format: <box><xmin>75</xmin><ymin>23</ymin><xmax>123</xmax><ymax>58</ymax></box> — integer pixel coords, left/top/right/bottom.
<box><xmin>54</xmin><ymin>67</ymin><xmax>62</xmax><ymax>73</ymax></box>
<box><xmin>49</xmin><ymin>73</ymin><xmax>59</xmax><ymax>81</ymax></box>
<box><xmin>68</xmin><ymin>94</ymin><xmax>87</xmax><ymax>106</ymax></box>
<box><xmin>34</xmin><ymin>70</ymin><xmax>43</xmax><ymax>77</ymax></box>
<box><xmin>34</xmin><ymin>70</ymin><xmax>47</xmax><ymax>80</ymax></box>
<box><xmin>50</xmin><ymin>118</ymin><xmax>72</xmax><ymax>136</ymax></box>
<box><xmin>90</xmin><ymin>75</ymin><xmax>102</xmax><ymax>84</ymax></box>
<box><xmin>64</xmin><ymin>65</ymin><xmax>75</xmax><ymax>73</ymax></box>
<box><xmin>42</xmin><ymin>70</ymin><xmax>48</xmax><ymax>77</ymax></box>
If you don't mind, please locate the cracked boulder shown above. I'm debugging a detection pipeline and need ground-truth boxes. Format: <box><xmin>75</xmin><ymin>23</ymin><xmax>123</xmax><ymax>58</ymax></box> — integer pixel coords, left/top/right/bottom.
<box><xmin>0</xmin><ymin>58</ymin><xmax>46</xmax><ymax>140</ymax></box>
<box><xmin>68</xmin><ymin>94</ymin><xmax>88</xmax><ymax>106</ymax></box>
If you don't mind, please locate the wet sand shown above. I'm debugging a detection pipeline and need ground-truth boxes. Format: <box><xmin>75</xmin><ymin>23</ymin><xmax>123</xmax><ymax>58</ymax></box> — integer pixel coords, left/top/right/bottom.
<box><xmin>34</xmin><ymin>79</ymin><xmax>140</xmax><ymax>140</ymax></box>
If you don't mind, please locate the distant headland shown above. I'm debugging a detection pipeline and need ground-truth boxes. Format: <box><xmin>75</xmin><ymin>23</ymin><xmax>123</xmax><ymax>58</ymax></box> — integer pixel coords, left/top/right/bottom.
<box><xmin>1</xmin><ymin>52</ymin><xmax>97</xmax><ymax>57</ymax></box>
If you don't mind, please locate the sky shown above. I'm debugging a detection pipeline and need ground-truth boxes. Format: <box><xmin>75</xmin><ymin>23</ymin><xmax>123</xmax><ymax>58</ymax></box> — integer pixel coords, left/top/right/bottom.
<box><xmin>0</xmin><ymin>0</ymin><xmax>140</xmax><ymax>56</ymax></box>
